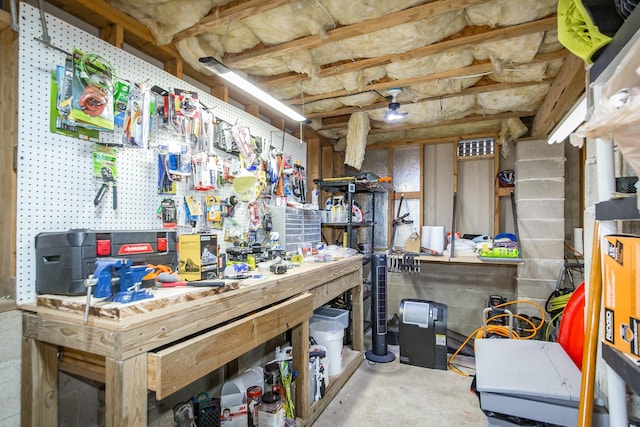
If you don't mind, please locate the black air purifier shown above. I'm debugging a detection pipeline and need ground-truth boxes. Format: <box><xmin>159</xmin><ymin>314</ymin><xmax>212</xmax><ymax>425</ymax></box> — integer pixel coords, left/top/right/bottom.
<box><xmin>365</xmin><ymin>253</ymin><xmax>395</xmax><ymax>363</ymax></box>
<box><xmin>399</xmin><ymin>299</ymin><xmax>448</xmax><ymax>370</ymax></box>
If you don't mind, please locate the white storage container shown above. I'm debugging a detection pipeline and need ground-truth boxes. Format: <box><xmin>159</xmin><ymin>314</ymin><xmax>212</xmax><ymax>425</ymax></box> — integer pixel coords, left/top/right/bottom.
<box><xmin>312</xmin><ymin>307</ymin><xmax>349</xmax><ymax>330</ymax></box>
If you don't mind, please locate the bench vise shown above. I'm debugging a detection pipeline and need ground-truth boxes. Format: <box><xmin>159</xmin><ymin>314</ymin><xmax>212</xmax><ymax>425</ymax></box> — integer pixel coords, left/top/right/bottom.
<box><xmin>92</xmin><ymin>258</ymin><xmax>153</xmax><ymax>303</ymax></box>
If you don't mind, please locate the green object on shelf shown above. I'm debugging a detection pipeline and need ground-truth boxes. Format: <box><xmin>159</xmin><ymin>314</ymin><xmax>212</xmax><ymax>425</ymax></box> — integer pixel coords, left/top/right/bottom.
<box><xmin>479</xmin><ymin>247</ymin><xmax>520</xmax><ymax>258</ymax></box>
<box><xmin>557</xmin><ymin>0</ymin><xmax>613</xmax><ymax>63</ymax></box>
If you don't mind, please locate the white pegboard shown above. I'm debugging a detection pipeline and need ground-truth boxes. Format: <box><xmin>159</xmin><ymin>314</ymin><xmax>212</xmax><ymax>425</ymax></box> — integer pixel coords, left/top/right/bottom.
<box><xmin>16</xmin><ymin>4</ymin><xmax>307</xmax><ymax>304</ymax></box>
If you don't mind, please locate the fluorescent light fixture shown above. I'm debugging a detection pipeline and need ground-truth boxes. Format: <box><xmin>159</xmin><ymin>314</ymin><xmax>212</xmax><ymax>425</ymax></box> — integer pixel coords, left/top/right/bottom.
<box><xmin>199</xmin><ymin>56</ymin><xmax>307</xmax><ymax>122</ymax></box>
<box><xmin>548</xmin><ymin>95</ymin><xmax>587</xmax><ymax>144</ymax></box>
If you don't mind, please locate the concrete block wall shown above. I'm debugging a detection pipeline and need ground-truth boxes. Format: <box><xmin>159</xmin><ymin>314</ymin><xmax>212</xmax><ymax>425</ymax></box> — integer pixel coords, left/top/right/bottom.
<box><xmin>387</xmin><ymin>263</ymin><xmax>517</xmax><ymax>336</ymax></box>
<box><xmin>515</xmin><ymin>140</ymin><xmax>566</xmax><ymax>316</ymax></box>
<box><xmin>0</xmin><ymin>310</ymin><xmax>21</xmax><ymax>427</ymax></box>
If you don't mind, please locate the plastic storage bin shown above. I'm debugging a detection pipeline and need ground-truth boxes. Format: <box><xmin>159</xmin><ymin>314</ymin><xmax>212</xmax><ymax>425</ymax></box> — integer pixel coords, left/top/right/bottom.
<box><xmin>310</xmin><ymin>320</ymin><xmax>344</xmax><ymax>376</ymax></box>
<box><xmin>312</xmin><ymin>307</ymin><xmax>349</xmax><ymax>330</ymax></box>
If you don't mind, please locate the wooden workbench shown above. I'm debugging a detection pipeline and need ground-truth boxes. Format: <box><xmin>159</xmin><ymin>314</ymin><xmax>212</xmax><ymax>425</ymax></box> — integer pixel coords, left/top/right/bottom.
<box><xmin>21</xmin><ymin>256</ymin><xmax>364</xmax><ymax>427</ymax></box>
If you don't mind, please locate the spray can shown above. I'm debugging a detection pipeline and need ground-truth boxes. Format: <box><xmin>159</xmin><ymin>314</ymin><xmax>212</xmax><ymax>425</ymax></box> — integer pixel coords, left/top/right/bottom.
<box><xmin>247</xmin><ymin>385</ymin><xmax>262</xmax><ymax>427</ymax></box>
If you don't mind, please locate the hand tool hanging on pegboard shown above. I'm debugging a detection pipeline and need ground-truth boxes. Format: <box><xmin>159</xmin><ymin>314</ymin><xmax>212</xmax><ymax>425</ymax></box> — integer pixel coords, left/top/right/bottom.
<box><xmin>92</xmin><ymin>145</ymin><xmax>117</xmax><ymax>209</ymax></box>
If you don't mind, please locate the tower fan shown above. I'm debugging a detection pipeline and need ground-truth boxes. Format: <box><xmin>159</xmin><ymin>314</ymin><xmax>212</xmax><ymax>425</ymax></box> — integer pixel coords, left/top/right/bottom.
<box><xmin>365</xmin><ymin>252</ymin><xmax>395</xmax><ymax>363</ymax></box>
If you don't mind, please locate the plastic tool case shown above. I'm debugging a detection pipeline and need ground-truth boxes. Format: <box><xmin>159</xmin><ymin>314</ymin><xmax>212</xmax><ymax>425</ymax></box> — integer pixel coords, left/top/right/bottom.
<box><xmin>35</xmin><ymin>229</ymin><xmax>177</xmax><ymax>295</ymax></box>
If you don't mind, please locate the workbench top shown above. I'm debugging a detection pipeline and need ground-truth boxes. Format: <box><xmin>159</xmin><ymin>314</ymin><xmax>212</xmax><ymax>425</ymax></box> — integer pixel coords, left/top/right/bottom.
<box><xmin>21</xmin><ymin>256</ymin><xmax>363</xmax><ymax>333</ymax></box>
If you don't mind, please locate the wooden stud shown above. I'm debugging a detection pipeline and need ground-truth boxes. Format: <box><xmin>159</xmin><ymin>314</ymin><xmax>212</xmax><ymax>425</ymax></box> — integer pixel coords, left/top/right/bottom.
<box><xmin>99</xmin><ymin>23</ymin><xmax>124</xmax><ymax>48</ymax></box>
<box><xmin>531</xmin><ymin>54</ymin><xmax>586</xmax><ymax>138</ymax></box>
<box><xmin>21</xmin><ymin>339</ymin><xmax>58</xmax><ymax>426</ymax></box>
<box><xmin>271</xmin><ymin>117</ymin><xmax>285</xmax><ymax>131</ymax></box>
<box><xmin>0</xmin><ymin>21</ymin><xmax>17</xmax><ymax>305</ymax></box>
<box><xmin>292</xmin><ymin>318</ymin><xmax>310</xmax><ymax>419</ymax></box>
<box><xmin>106</xmin><ymin>354</ymin><xmax>147</xmax><ymax>427</ymax></box>
<box><xmin>420</xmin><ymin>143</ymin><xmax>425</xmax><ymax>227</ymax></box>
<box><xmin>211</xmin><ymin>85</ymin><xmax>228</xmax><ymax>103</ymax></box>
<box><xmin>494</xmin><ymin>143</ymin><xmax>500</xmax><ymax>236</ymax></box>
<box><xmin>164</xmin><ymin>57</ymin><xmax>183</xmax><ymax>79</ymax></box>
<box><xmin>244</xmin><ymin>104</ymin><xmax>259</xmax><ymax>117</ymax></box>
<box><xmin>306</xmin><ymin>137</ymin><xmax>321</xmax><ymax>202</ymax></box>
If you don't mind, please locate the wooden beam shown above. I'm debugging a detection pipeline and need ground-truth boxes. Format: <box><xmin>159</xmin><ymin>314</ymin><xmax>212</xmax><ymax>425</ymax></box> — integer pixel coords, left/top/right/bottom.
<box><xmin>306</xmin><ymin>137</ymin><xmax>321</xmax><ymax>201</ymax></box>
<box><xmin>289</xmin><ymin>50</ymin><xmax>567</xmax><ymax>105</ymax></box>
<box><xmin>172</xmin><ymin>0</ymin><xmax>293</xmax><ymax>43</ymax></box>
<box><xmin>99</xmin><ymin>23</ymin><xmax>124</xmax><ymax>48</ymax></box>
<box><xmin>0</xmin><ymin>21</ymin><xmax>17</xmax><ymax>305</ymax></box>
<box><xmin>531</xmin><ymin>54</ymin><xmax>586</xmax><ymax>138</ymax></box>
<box><xmin>271</xmin><ymin>117</ymin><xmax>285</xmax><ymax>131</ymax></box>
<box><xmin>0</xmin><ymin>9</ymin><xmax>10</xmax><ymax>31</ymax></box>
<box><xmin>45</xmin><ymin>0</ymin><xmax>180</xmax><ymax>60</ymax></box>
<box><xmin>304</xmin><ymin>79</ymin><xmax>553</xmax><ymax>119</ymax></box>
<box><xmin>21</xmin><ymin>339</ymin><xmax>58</xmax><ymax>426</ymax></box>
<box><xmin>244</xmin><ymin>104</ymin><xmax>260</xmax><ymax>117</ymax></box>
<box><xmin>260</xmin><ymin>16</ymin><xmax>558</xmax><ymax>88</ymax></box>
<box><xmin>163</xmin><ymin>57</ymin><xmax>183</xmax><ymax>79</ymax></box>
<box><xmin>105</xmin><ymin>354</ymin><xmax>147</xmax><ymax>427</ymax></box>
<box><xmin>211</xmin><ymin>85</ymin><xmax>228</xmax><ymax>103</ymax></box>
<box><xmin>365</xmin><ymin>132</ymin><xmax>498</xmax><ymax>149</ymax></box>
<box><xmin>321</xmin><ymin>111</ymin><xmax>528</xmax><ymax>132</ymax></box>
<box><xmin>223</xmin><ymin>0</ymin><xmax>491</xmax><ymax>68</ymax></box>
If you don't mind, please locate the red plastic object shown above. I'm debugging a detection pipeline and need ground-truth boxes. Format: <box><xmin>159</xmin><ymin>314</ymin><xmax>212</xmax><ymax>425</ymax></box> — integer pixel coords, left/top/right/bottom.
<box><xmin>96</xmin><ymin>239</ymin><xmax>111</xmax><ymax>256</ymax></box>
<box><xmin>557</xmin><ymin>282</ymin><xmax>586</xmax><ymax>370</ymax></box>
<box><xmin>157</xmin><ymin>237</ymin><xmax>167</xmax><ymax>252</ymax></box>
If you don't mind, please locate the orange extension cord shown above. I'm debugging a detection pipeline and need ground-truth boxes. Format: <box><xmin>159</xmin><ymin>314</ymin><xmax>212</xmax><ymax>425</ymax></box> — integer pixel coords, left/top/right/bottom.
<box><xmin>448</xmin><ymin>299</ymin><xmax>546</xmax><ymax>376</ymax></box>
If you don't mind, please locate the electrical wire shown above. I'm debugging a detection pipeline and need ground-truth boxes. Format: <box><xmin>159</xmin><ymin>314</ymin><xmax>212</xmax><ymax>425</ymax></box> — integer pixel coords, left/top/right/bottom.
<box><xmin>447</xmin><ymin>299</ymin><xmax>546</xmax><ymax>377</ymax></box>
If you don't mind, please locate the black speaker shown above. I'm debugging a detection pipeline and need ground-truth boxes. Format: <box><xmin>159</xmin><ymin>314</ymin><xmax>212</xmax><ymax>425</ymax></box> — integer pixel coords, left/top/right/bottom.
<box><xmin>365</xmin><ymin>252</ymin><xmax>395</xmax><ymax>363</ymax></box>
<box><xmin>399</xmin><ymin>299</ymin><xmax>448</xmax><ymax>370</ymax></box>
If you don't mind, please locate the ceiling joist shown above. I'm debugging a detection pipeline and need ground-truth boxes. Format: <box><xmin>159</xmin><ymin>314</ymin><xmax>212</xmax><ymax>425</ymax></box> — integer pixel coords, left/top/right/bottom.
<box><xmin>288</xmin><ymin>49</ymin><xmax>567</xmax><ymax>105</ymax></box>
<box><xmin>306</xmin><ymin>79</ymin><xmax>554</xmax><ymax>120</ymax></box>
<box><xmin>258</xmin><ymin>15</ymin><xmax>558</xmax><ymax>89</ymax></box>
<box><xmin>222</xmin><ymin>0</ymin><xmax>491</xmax><ymax>68</ymax></box>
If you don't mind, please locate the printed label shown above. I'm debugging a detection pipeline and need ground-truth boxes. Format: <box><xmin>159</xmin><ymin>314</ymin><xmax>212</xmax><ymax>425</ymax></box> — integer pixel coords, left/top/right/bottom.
<box><xmin>118</xmin><ymin>243</ymin><xmax>153</xmax><ymax>254</ymax></box>
<box><xmin>604</xmin><ymin>308</ymin><xmax>615</xmax><ymax>344</ymax></box>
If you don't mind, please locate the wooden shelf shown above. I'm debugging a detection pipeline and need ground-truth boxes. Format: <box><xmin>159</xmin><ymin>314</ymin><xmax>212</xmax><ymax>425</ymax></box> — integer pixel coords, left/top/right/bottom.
<box><xmin>496</xmin><ymin>187</ymin><xmax>514</xmax><ymax>197</ymax></box>
<box><xmin>601</xmin><ymin>343</ymin><xmax>640</xmax><ymax>396</ymax></box>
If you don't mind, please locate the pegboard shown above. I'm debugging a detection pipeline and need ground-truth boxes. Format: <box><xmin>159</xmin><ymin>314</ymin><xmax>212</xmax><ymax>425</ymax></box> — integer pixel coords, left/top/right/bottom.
<box><xmin>16</xmin><ymin>3</ymin><xmax>307</xmax><ymax>304</ymax></box>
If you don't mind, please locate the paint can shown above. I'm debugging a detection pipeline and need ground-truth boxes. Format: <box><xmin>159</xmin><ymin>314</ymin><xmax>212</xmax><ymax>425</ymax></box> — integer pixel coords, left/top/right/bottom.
<box><xmin>247</xmin><ymin>385</ymin><xmax>262</xmax><ymax>427</ymax></box>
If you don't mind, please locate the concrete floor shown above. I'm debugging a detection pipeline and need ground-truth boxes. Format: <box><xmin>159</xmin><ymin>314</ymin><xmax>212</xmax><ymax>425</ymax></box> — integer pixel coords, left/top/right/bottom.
<box><xmin>311</xmin><ymin>344</ymin><xmax>486</xmax><ymax>426</ymax></box>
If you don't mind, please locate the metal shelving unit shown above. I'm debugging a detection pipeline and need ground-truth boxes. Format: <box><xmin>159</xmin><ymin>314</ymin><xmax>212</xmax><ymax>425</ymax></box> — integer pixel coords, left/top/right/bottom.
<box><xmin>314</xmin><ymin>179</ymin><xmax>388</xmax><ymax>250</ymax></box>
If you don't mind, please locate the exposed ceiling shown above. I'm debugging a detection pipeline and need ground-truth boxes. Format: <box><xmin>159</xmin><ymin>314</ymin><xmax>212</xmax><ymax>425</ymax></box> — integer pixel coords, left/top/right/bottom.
<box><xmin>42</xmin><ymin>0</ymin><xmax>586</xmax><ymax>157</ymax></box>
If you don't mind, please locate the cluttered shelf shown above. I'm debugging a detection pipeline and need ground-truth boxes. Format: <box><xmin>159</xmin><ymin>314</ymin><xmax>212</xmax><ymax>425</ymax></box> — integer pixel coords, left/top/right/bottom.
<box><xmin>321</xmin><ymin>221</ymin><xmax>374</xmax><ymax>227</ymax></box>
<box><xmin>595</xmin><ymin>195</ymin><xmax>640</xmax><ymax>220</ymax></box>
<box><xmin>313</xmin><ymin>177</ymin><xmax>390</xmax><ymax>194</ymax></box>
<box><xmin>388</xmin><ymin>253</ymin><xmax>524</xmax><ymax>266</ymax></box>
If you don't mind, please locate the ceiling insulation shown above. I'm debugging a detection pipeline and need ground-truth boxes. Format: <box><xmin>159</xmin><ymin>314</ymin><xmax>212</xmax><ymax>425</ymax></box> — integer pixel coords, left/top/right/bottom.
<box><xmin>97</xmin><ymin>0</ymin><xmax>584</xmax><ymax>154</ymax></box>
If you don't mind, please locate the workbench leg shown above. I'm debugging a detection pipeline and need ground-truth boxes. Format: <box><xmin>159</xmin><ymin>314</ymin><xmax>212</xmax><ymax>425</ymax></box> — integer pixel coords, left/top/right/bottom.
<box><xmin>292</xmin><ymin>319</ymin><xmax>310</xmax><ymax>420</ymax></box>
<box><xmin>22</xmin><ymin>338</ymin><xmax>58</xmax><ymax>427</ymax></box>
<box><xmin>351</xmin><ymin>280</ymin><xmax>364</xmax><ymax>352</ymax></box>
<box><xmin>105</xmin><ymin>354</ymin><xmax>147</xmax><ymax>427</ymax></box>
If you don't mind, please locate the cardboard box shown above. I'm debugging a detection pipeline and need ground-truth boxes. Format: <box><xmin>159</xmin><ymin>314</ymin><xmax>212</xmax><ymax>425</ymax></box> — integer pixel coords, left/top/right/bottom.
<box><xmin>178</xmin><ymin>234</ymin><xmax>218</xmax><ymax>281</ymax></box>
<box><xmin>602</xmin><ymin>235</ymin><xmax>640</xmax><ymax>360</ymax></box>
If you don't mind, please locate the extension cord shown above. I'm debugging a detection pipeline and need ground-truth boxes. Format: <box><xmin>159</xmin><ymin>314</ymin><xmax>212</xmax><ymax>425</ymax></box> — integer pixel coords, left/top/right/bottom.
<box><xmin>447</xmin><ymin>299</ymin><xmax>545</xmax><ymax>376</ymax></box>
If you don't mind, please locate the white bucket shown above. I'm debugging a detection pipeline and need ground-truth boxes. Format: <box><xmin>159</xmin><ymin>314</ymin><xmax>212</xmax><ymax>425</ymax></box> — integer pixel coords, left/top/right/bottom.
<box><xmin>310</xmin><ymin>320</ymin><xmax>344</xmax><ymax>376</ymax></box>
